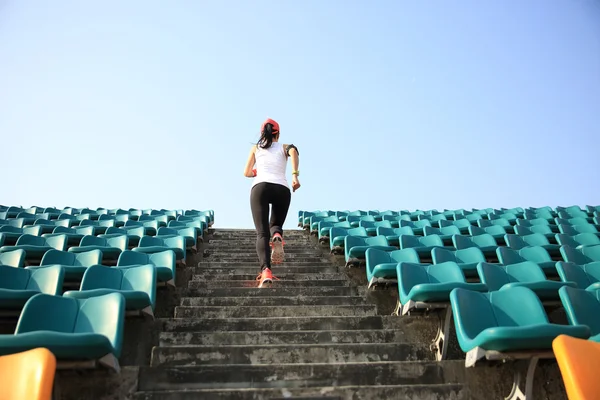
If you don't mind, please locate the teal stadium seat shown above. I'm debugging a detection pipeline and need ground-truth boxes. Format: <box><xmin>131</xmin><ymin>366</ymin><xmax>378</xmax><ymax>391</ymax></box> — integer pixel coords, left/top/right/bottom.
<box><xmin>26</xmin><ymin>249</ymin><xmax>102</xmax><ymax>282</ymax></box>
<box><xmin>69</xmin><ymin>235</ymin><xmax>128</xmax><ymax>263</ymax></box>
<box><xmin>45</xmin><ymin>226</ymin><xmax>95</xmax><ymax>247</ymax></box>
<box><xmin>468</xmin><ymin>225</ymin><xmax>508</xmax><ymax>243</ymax></box>
<box><xmin>450</xmin><ymin>286</ymin><xmax>590</xmax><ymax>399</ymax></box>
<box><xmin>0</xmin><ymin>249</ymin><xmax>25</xmax><ymax>268</ymax></box>
<box><xmin>64</xmin><ymin>265</ymin><xmax>156</xmax><ymax>318</ymax></box>
<box><xmin>329</xmin><ymin>227</ymin><xmax>367</xmax><ymax>254</ymax></box>
<box><xmin>395</xmin><ymin>261</ymin><xmax>486</xmax><ymax>360</ymax></box>
<box><xmin>344</xmin><ymin>235</ymin><xmax>395</xmax><ymax>267</ymax></box>
<box><xmin>0</xmin><ymin>265</ymin><xmax>64</xmax><ymax>312</ymax></box>
<box><xmin>504</xmin><ymin>233</ymin><xmax>561</xmax><ymax>257</ymax></box>
<box><xmin>359</xmin><ymin>220</ymin><xmax>393</xmax><ymax>236</ymax></box>
<box><xmin>399</xmin><ymin>234</ymin><xmax>444</xmax><ymax>260</ymax></box>
<box><xmin>497</xmin><ymin>246</ymin><xmax>557</xmax><ymax>276</ymax></box>
<box><xmin>514</xmin><ymin>225</ymin><xmax>556</xmax><ymax>242</ymax></box>
<box><xmin>452</xmin><ymin>234</ymin><xmax>499</xmax><ymax>259</ymax></box>
<box><xmin>559</xmin><ymin>224</ymin><xmax>599</xmax><ymax>236</ymax></box>
<box><xmin>556</xmin><ymin>261</ymin><xmax>600</xmax><ymax>291</ymax></box>
<box><xmin>560</xmin><ymin>245</ymin><xmax>600</xmax><ymax>265</ymax></box>
<box><xmin>375</xmin><ymin>226</ymin><xmax>414</xmax><ymax>247</ymax></box>
<box><xmin>476</xmin><ymin>261</ymin><xmax>574</xmax><ymax>301</ymax></box>
<box><xmin>117</xmin><ymin>250</ymin><xmax>176</xmax><ymax>286</ymax></box>
<box><xmin>157</xmin><ymin>227</ymin><xmax>198</xmax><ymax>252</ymax></box>
<box><xmin>555</xmin><ymin>233</ymin><xmax>600</xmax><ymax>250</ymax></box>
<box><xmin>133</xmin><ymin>235</ymin><xmax>186</xmax><ymax>265</ymax></box>
<box><xmin>559</xmin><ymin>286</ymin><xmax>600</xmax><ymax>342</ymax></box>
<box><xmin>317</xmin><ymin>221</ymin><xmax>351</xmax><ymax>243</ymax></box>
<box><xmin>364</xmin><ymin>248</ymin><xmax>421</xmax><ymax>288</ymax></box>
<box><xmin>431</xmin><ymin>247</ymin><xmax>486</xmax><ymax>277</ymax></box>
<box><xmin>424</xmin><ymin>226</ymin><xmax>461</xmax><ymax>245</ymax></box>
<box><xmin>125</xmin><ymin>220</ymin><xmax>159</xmax><ymax>236</ymax></box>
<box><xmin>0</xmin><ymin>293</ymin><xmax>125</xmax><ymax>372</ymax></box>
<box><xmin>0</xmin><ymin>234</ymin><xmax>67</xmax><ymax>263</ymax></box>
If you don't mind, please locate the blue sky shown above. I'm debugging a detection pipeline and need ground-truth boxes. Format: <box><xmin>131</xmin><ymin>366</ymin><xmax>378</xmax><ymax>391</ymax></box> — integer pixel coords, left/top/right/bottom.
<box><xmin>1</xmin><ymin>0</ymin><xmax>599</xmax><ymax>228</ymax></box>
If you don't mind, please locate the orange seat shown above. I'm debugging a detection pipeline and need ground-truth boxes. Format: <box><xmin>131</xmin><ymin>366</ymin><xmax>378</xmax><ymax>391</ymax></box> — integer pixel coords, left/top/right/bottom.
<box><xmin>553</xmin><ymin>334</ymin><xmax>600</xmax><ymax>400</ymax></box>
<box><xmin>0</xmin><ymin>347</ymin><xmax>56</xmax><ymax>400</ymax></box>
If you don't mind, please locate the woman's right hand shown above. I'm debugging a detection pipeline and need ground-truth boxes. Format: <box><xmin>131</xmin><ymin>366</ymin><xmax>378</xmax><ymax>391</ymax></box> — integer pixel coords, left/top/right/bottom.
<box><xmin>292</xmin><ymin>176</ymin><xmax>301</xmax><ymax>192</ymax></box>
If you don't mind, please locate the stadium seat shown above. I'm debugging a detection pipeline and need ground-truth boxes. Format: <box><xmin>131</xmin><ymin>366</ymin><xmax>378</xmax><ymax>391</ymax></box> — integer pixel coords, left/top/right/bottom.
<box><xmin>348</xmin><ymin>215</ymin><xmax>375</xmax><ymax>228</ymax></box>
<box><xmin>68</xmin><ymin>235</ymin><xmax>128</xmax><ymax>264</ymax></box>
<box><xmin>478</xmin><ymin>218</ymin><xmax>514</xmax><ymax>233</ymax></box>
<box><xmin>504</xmin><ymin>233</ymin><xmax>561</xmax><ymax>257</ymax></box>
<box><xmin>468</xmin><ymin>225</ymin><xmax>508</xmax><ymax>243</ymax></box>
<box><xmin>0</xmin><ymin>293</ymin><xmax>124</xmax><ymax>371</ymax></box>
<box><xmin>329</xmin><ymin>227</ymin><xmax>368</xmax><ymax>254</ymax></box>
<box><xmin>556</xmin><ymin>261</ymin><xmax>600</xmax><ymax>291</ymax></box>
<box><xmin>451</xmin><ymin>286</ymin><xmax>590</xmax><ymax>399</ymax></box>
<box><xmin>431</xmin><ymin>247</ymin><xmax>486</xmax><ymax>278</ymax></box>
<box><xmin>0</xmin><ymin>234</ymin><xmax>67</xmax><ymax>263</ymax></box>
<box><xmin>399</xmin><ymin>220</ymin><xmax>431</xmax><ymax>235</ymax></box>
<box><xmin>26</xmin><ymin>249</ymin><xmax>102</xmax><ymax>282</ymax></box>
<box><xmin>452</xmin><ymin>234</ymin><xmax>499</xmax><ymax>259</ymax></box>
<box><xmin>359</xmin><ymin>220</ymin><xmax>393</xmax><ymax>236</ymax></box>
<box><xmin>133</xmin><ymin>235</ymin><xmax>186</xmax><ymax>265</ymax></box>
<box><xmin>64</xmin><ymin>265</ymin><xmax>155</xmax><ymax>318</ymax></box>
<box><xmin>399</xmin><ymin>234</ymin><xmax>445</xmax><ymax>260</ymax></box>
<box><xmin>553</xmin><ymin>334</ymin><xmax>600</xmax><ymax>400</ymax></box>
<box><xmin>497</xmin><ymin>246</ymin><xmax>557</xmax><ymax>276</ymax></box>
<box><xmin>168</xmin><ymin>220</ymin><xmax>205</xmax><ymax>239</ymax></box>
<box><xmin>364</xmin><ymin>248</ymin><xmax>421</xmax><ymax>288</ymax></box>
<box><xmin>45</xmin><ymin>226</ymin><xmax>95</xmax><ymax>247</ymax></box>
<box><xmin>476</xmin><ymin>261</ymin><xmax>574</xmax><ymax>301</ymax></box>
<box><xmin>117</xmin><ymin>250</ymin><xmax>176</xmax><ymax>286</ymax></box>
<box><xmin>157</xmin><ymin>227</ymin><xmax>198</xmax><ymax>252</ymax></box>
<box><xmin>560</xmin><ymin>245</ymin><xmax>600</xmax><ymax>265</ymax></box>
<box><xmin>0</xmin><ymin>249</ymin><xmax>25</xmax><ymax>268</ymax></box>
<box><xmin>125</xmin><ymin>220</ymin><xmax>159</xmax><ymax>236</ymax></box>
<box><xmin>559</xmin><ymin>224</ymin><xmax>599</xmax><ymax>236</ymax></box>
<box><xmin>559</xmin><ymin>286</ymin><xmax>600</xmax><ymax>342</ymax></box>
<box><xmin>0</xmin><ymin>347</ymin><xmax>56</xmax><ymax>400</ymax></box>
<box><xmin>555</xmin><ymin>233</ymin><xmax>600</xmax><ymax>250</ymax></box>
<box><xmin>514</xmin><ymin>225</ymin><xmax>556</xmax><ymax>242</ymax></box>
<box><xmin>424</xmin><ymin>226</ymin><xmax>461</xmax><ymax>245</ymax></box>
<box><xmin>395</xmin><ymin>261</ymin><xmax>486</xmax><ymax>360</ymax></box>
<box><xmin>375</xmin><ymin>226</ymin><xmax>414</xmax><ymax>247</ymax></box>
<box><xmin>317</xmin><ymin>221</ymin><xmax>351</xmax><ymax>243</ymax></box>
<box><xmin>344</xmin><ymin>235</ymin><xmax>395</xmax><ymax>267</ymax></box>
<box><xmin>0</xmin><ymin>265</ymin><xmax>64</xmax><ymax>313</ymax></box>
<box><xmin>78</xmin><ymin>219</ymin><xmax>115</xmax><ymax>234</ymax></box>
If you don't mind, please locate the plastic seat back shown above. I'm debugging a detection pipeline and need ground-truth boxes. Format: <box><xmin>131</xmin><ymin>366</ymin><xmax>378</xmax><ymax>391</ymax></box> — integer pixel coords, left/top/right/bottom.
<box><xmin>365</xmin><ymin>236</ymin><xmax>389</xmax><ymax>247</ymax></box>
<box><xmin>523</xmin><ymin>233</ymin><xmax>551</xmax><ymax>247</ymax></box>
<box><xmin>0</xmin><ymin>347</ymin><xmax>56</xmax><ymax>400</ymax></box>
<box><xmin>419</xmin><ymin>235</ymin><xmax>443</xmax><ymax>247</ymax></box>
<box><xmin>555</xmin><ymin>234</ymin><xmax>579</xmax><ymax>248</ymax></box>
<box><xmin>80</xmin><ymin>266</ymin><xmax>123</xmax><ymax>290</ymax></box>
<box><xmin>0</xmin><ymin>265</ymin><xmax>31</xmax><ymax>289</ymax></box>
<box><xmin>471</xmin><ymin>234</ymin><xmax>497</xmax><ymax>248</ymax></box>
<box><xmin>27</xmin><ymin>265</ymin><xmax>63</xmax><ymax>295</ymax></box>
<box><xmin>561</xmin><ymin>246</ymin><xmax>592</xmax><ymax>264</ymax></box>
<box><xmin>121</xmin><ymin>265</ymin><xmax>156</xmax><ymax>307</ymax></box>
<box><xmin>455</xmin><ymin>248</ymin><xmax>486</xmax><ymax>264</ymax></box>
<box><xmin>431</xmin><ymin>248</ymin><xmax>456</xmax><ymax>264</ymax></box>
<box><xmin>559</xmin><ymin>286</ymin><xmax>600</xmax><ymax>336</ymax></box>
<box><xmin>390</xmin><ymin>248</ymin><xmax>420</xmax><ymax>263</ymax></box>
<box><xmin>574</xmin><ymin>233</ymin><xmax>600</xmax><ymax>247</ymax></box>
<box><xmin>556</xmin><ymin>261</ymin><xmax>600</xmax><ymax>289</ymax></box>
<box><xmin>0</xmin><ymin>249</ymin><xmax>25</xmax><ymax>267</ymax></box>
<box><xmin>15</xmin><ymin>234</ymin><xmax>46</xmax><ymax>246</ymax></box>
<box><xmin>423</xmin><ymin>226</ymin><xmax>442</xmax><ymax>236</ymax></box>
<box><xmin>496</xmin><ymin>247</ymin><xmax>525</xmax><ymax>265</ymax></box>
<box><xmin>376</xmin><ymin>227</ymin><xmax>395</xmax><ymax>237</ymax></box>
<box><xmin>452</xmin><ymin>235</ymin><xmax>474</xmax><ymax>250</ymax></box>
<box><xmin>490</xmin><ymin>287</ymin><xmax>549</xmax><ymax>327</ymax></box>
<box><xmin>74</xmin><ymin>293</ymin><xmax>125</xmax><ymax>357</ymax></box>
<box><xmin>427</xmin><ymin>262</ymin><xmax>465</xmax><ymax>284</ymax></box>
<box><xmin>118</xmin><ymin>250</ymin><xmax>150</xmax><ymax>266</ymax></box>
<box><xmin>139</xmin><ymin>235</ymin><xmax>163</xmax><ymax>247</ymax></box>
<box><xmin>41</xmin><ymin>250</ymin><xmax>76</xmax><ymax>266</ymax></box>
<box><xmin>505</xmin><ymin>234</ymin><xmax>528</xmax><ymax>250</ymax></box>
<box><xmin>79</xmin><ymin>235</ymin><xmax>108</xmax><ymax>247</ymax></box>
<box><xmin>580</xmin><ymin>245</ymin><xmax>600</xmax><ymax>262</ymax></box>
<box><xmin>519</xmin><ymin>246</ymin><xmax>552</xmax><ymax>264</ymax></box>
<box><xmin>553</xmin><ymin>334</ymin><xmax>600</xmax><ymax>400</ymax></box>
<box><xmin>400</xmin><ymin>235</ymin><xmax>420</xmax><ymax>249</ymax></box>
<box><xmin>104</xmin><ymin>235</ymin><xmax>128</xmax><ymax>251</ymax></box>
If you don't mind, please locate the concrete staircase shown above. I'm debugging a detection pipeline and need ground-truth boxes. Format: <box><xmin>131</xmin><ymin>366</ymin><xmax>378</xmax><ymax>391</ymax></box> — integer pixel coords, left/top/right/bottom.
<box><xmin>133</xmin><ymin>229</ymin><xmax>473</xmax><ymax>399</ymax></box>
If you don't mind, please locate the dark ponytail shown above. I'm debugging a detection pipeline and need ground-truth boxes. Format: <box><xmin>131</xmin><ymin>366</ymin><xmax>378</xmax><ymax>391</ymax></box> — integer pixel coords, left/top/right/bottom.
<box><xmin>258</xmin><ymin>123</ymin><xmax>278</xmax><ymax>149</ymax></box>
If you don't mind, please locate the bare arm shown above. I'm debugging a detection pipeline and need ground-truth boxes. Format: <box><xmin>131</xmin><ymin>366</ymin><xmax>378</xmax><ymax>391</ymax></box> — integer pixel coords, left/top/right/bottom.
<box><xmin>289</xmin><ymin>147</ymin><xmax>299</xmax><ymax>172</ymax></box>
<box><xmin>243</xmin><ymin>146</ymin><xmax>257</xmax><ymax>177</ymax></box>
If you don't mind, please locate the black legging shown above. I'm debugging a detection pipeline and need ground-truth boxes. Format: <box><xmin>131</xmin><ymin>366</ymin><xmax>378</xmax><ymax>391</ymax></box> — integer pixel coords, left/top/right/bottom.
<box><xmin>250</xmin><ymin>182</ymin><xmax>291</xmax><ymax>269</ymax></box>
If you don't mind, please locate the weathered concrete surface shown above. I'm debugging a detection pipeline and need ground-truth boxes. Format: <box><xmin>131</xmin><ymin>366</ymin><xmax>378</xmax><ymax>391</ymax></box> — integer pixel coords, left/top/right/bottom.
<box><xmin>54</xmin><ymin>367</ymin><xmax>139</xmax><ymax>400</ymax></box>
<box><xmin>174</xmin><ymin>304</ymin><xmax>377</xmax><ymax>318</ymax></box>
<box><xmin>183</xmin><ymin>286</ymin><xmax>360</xmax><ymax>297</ymax></box>
<box><xmin>179</xmin><ymin>295</ymin><xmax>369</xmax><ymax>307</ymax></box>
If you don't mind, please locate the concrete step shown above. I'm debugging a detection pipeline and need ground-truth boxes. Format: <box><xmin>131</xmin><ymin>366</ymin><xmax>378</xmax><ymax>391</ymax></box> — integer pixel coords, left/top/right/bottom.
<box><xmin>179</xmin><ymin>296</ymin><xmax>368</xmax><ymax>307</ymax></box>
<box><xmin>139</xmin><ymin>360</ymin><xmax>465</xmax><ymax>390</ymax></box>
<box><xmin>207</xmin><ymin>248</ymin><xmax>319</xmax><ymax>255</ymax></box>
<box><xmin>187</xmin><ymin>280</ymin><xmax>351</xmax><ymax>289</ymax></box>
<box><xmin>194</xmin><ymin>263</ymin><xmax>337</xmax><ymax>271</ymax></box>
<box><xmin>160</xmin><ymin>315</ymin><xmax>413</xmax><ymax>333</ymax></box>
<box><xmin>173</xmin><ymin>305</ymin><xmax>377</xmax><ymax>318</ymax></box>
<box><xmin>150</xmin><ymin>342</ymin><xmax>429</xmax><ymax>367</ymax></box>
<box><xmin>159</xmin><ymin>329</ymin><xmax>413</xmax><ymax>346</ymax></box>
<box><xmin>203</xmin><ymin>254</ymin><xmax>328</xmax><ymax>262</ymax></box>
<box><xmin>133</xmin><ymin>384</ymin><xmax>464</xmax><ymax>400</ymax></box>
<box><xmin>191</xmin><ymin>273</ymin><xmax>344</xmax><ymax>281</ymax></box>
<box><xmin>183</xmin><ymin>286</ymin><xmax>360</xmax><ymax>298</ymax></box>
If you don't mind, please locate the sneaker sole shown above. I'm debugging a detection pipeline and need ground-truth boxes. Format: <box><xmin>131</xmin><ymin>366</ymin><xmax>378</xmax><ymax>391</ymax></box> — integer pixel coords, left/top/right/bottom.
<box><xmin>257</xmin><ymin>278</ymin><xmax>273</xmax><ymax>288</ymax></box>
<box><xmin>271</xmin><ymin>240</ymin><xmax>285</xmax><ymax>264</ymax></box>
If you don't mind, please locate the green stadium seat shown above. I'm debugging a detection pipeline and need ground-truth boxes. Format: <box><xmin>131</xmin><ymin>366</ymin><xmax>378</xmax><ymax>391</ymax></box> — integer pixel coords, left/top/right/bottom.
<box><xmin>477</xmin><ymin>261</ymin><xmax>575</xmax><ymax>301</ymax></box>
<box><xmin>452</xmin><ymin>234</ymin><xmax>499</xmax><ymax>259</ymax></box>
<box><xmin>0</xmin><ymin>226</ymin><xmax>43</xmax><ymax>246</ymax></box>
<box><xmin>450</xmin><ymin>286</ymin><xmax>590</xmax><ymax>399</ymax></box>
<box><xmin>0</xmin><ymin>292</ymin><xmax>124</xmax><ymax>371</ymax></box>
<box><xmin>559</xmin><ymin>286</ymin><xmax>600</xmax><ymax>342</ymax></box>
<box><xmin>556</xmin><ymin>261</ymin><xmax>600</xmax><ymax>291</ymax></box>
<box><xmin>439</xmin><ymin>219</ymin><xmax>472</xmax><ymax>234</ymax></box>
<box><xmin>309</xmin><ymin>215</ymin><xmax>338</xmax><ymax>232</ymax></box>
<box><xmin>68</xmin><ymin>235</ymin><xmax>128</xmax><ymax>263</ymax></box>
<box><xmin>478</xmin><ymin>218</ymin><xmax>514</xmax><ymax>233</ymax></box>
<box><xmin>117</xmin><ymin>250</ymin><xmax>175</xmax><ymax>286</ymax></box>
<box><xmin>375</xmin><ymin>226</ymin><xmax>414</xmax><ymax>247</ymax></box>
<box><xmin>468</xmin><ymin>225</ymin><xmax>508</xmax><ymax>243</ymax></box>
<box><xmin>348</xmin><ymin>215</ymin><xmax>375</xmax><ymax>228</ymax></box>
<box><xmin>0</xmin><ymin>249</ymin><xmax>25</xmax><ymax>268</ymax></box>
<box><xmin>560</xmin><ymin>244</ymin><xmax>600</xmax><ymax>264</ymax></box>
<box><xmin>317</xmin><ymin>221</ymin><xmax>351</xmax><ymax>243</ymax></box>
<box><xmin>514</xmin><ymin>225</ymin><xmax>556</xmax><ymax>243</ymax></box>
<box><xmin>504</xmin><ymin>233</ymin><xmax>561</xmax><ymax>257</ymax></box>
<box><xmin>344</xmin><ymin>235</ymin><xmax>395</xmax><ymax>267</ymax></box>
<box><xmin>497</xmin><ymin>246</ymin><xmax>557</xmax><ymax>276</ymax></box>
<box><xmin>556</xmin><ymin>217</ymin><xmax>595</xmax><ymax>227</ymax></box>
<box><xmin>329</xmin><ymin>227</ymin><xmax>367</xmax><ymax>253</ymax></box>
<box><xmin>133</xmin><ymin>235</ymin><xmax>186</xmax><ymax>265</ymax></box>
<box><xmin>559</xmin><ymin>224</ymin><xmax>600</xmax><ymax>236</ymax></box>
<box><xmin>168</xmin><ymin>220</ymin><xmax>205</xmax><ymax>239</ymax></box>
<box><xmin>64</xmin><ymin>265</ymin><xmax>155</xmax><ymax>318</ymax></box>
<box><xmin>399</xmin><ymin>220</ymin><xmax>431</xmax><ymax>235</ymax></box>
<box><xmin>0</xmin><ymin>265</ymin><xmax>64</xmax><ymax>312</ymax></box>
<box><xmin>399</xmin><ymin>234</ymin><xmax>445</xmax><ymax>260</ymax></box>
<box><xmin>424</xmin><ymin>226</ymin><xmax>461</xmax><ymax>245</ymax></box>
<box><xmin>395</xmin><ymin>261</ymin><xmax>486</xmax><ymax>360</ymax></box>
<box><xmin>381</xmin><ymin>214</ymin><xmax>411</xmax><ymax>228</ymax></box>
<box><xmin>78</xmin><ymin>219</ymin><xmax>115</xmax><ymax>234</ymax></box>
<box><xmin>431</xmin><ymin>247</ymin><xmax>486</xmax><ymax>277</ymax></box>
<box><xmin>26</xmin><ymin>250</ymin><xmax>102</xmax><ymax>282</ymax></box>
<box><xmin>46</xmin><ymin>225</ymin><xmax>95</xmax><ymax>247</ymax></box>
<box><xmin>365</xmin><ymin>248</ymin><xmax>421</xmax><ymax>288</ymax></box>
<box><xmin>157</xmin><ymin>227</ymin><xmax>198</xmax><ymax>252</ymax></box>
<box><xmin>558</xmin><ymin>209</ymin><xmax>589</xmax><ymax>220</ymax></box>
<box><xmin>100</xmin><ymin>227</ymin><xmax>144</xmax><ymax>247</ymax></box>
<box><xmin>555</xmin><ymin>233</ymin><xmax>600</xmax><ymax>250</ymax></box>
<box><xmin>0</xmin><ymin>234</ymin><xmax>67</xmax><ymax>262</ymax></box>
<box><xmin>358</xmin><ymin>220</ymin><xmax>392</xmax><ymax>236</ymax></box>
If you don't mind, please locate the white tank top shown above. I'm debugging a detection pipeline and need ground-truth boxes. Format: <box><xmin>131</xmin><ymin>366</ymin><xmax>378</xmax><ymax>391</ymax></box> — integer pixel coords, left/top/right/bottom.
<box><xmin>252</xmin><ymin>142</ymin><xmax>288</xmax><ymax>188</ymax></box>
